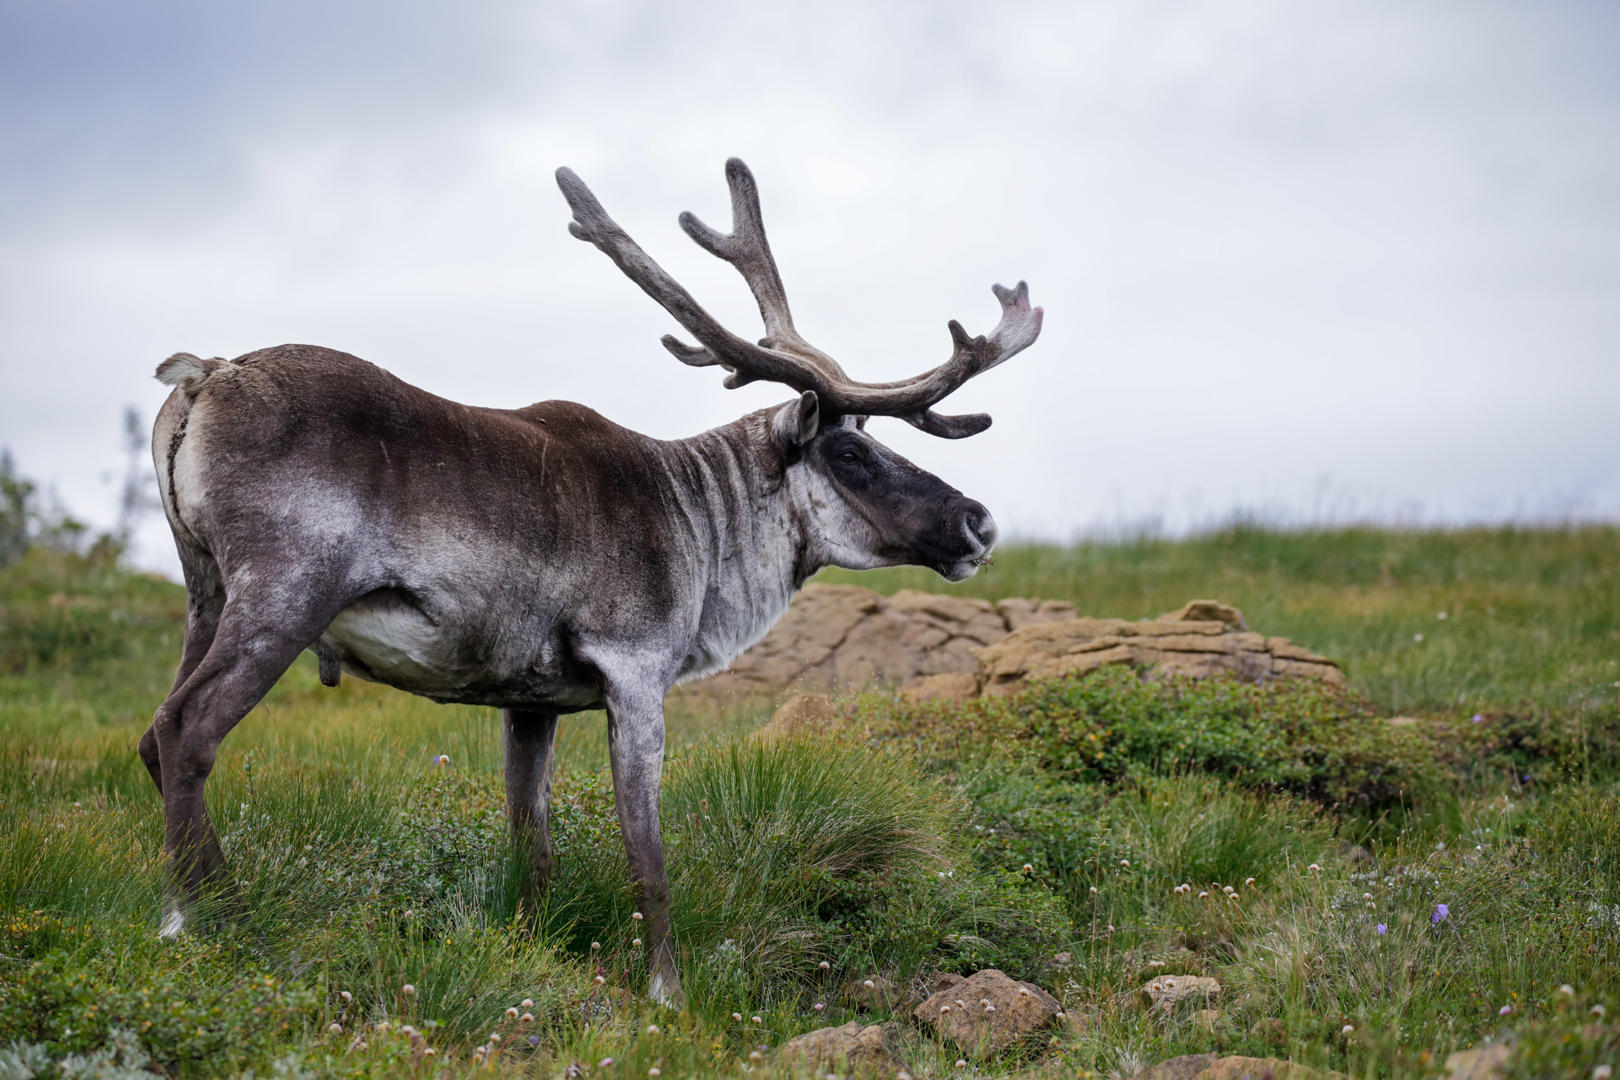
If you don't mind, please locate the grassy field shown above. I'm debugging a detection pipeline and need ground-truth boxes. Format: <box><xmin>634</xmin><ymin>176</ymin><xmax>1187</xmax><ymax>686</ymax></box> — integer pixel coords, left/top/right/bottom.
<box><xmin>822</xmin><ymin>524</ymin><xmax>1620</xmax><ymax>717</ymax></box>
<box><xmin>0</xmin><ymin>527</ymin><xmax>1616</xmax><ymax>1079</ymax></box>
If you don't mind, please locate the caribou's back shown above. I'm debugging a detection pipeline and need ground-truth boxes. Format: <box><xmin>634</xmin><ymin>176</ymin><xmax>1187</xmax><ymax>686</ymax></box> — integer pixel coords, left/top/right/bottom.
<box><xmin>156</xmin><ymin>343</ymin><xmax>699</xmax><ymax>708</ymax></box>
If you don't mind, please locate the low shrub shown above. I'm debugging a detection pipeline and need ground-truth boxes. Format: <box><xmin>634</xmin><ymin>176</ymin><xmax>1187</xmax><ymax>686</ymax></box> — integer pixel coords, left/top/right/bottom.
<box><xmin>0</xmin><ymin>911</ymin><xmax>318</xmax><ymax>1075</ymax></box>
<box><xmin>0</xmin><ymin>549</ymin><xmax>183</xmax><ymax>674</ymax></box>
<box><xmin>858</xmin><ymin>668</ymin><xmax>1451</xmax><ymax>819</ymax></box>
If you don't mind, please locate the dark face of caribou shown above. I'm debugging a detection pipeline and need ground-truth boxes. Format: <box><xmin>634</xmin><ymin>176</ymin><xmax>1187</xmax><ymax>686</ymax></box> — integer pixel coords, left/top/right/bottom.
<box><xmin>791</xmin><ymin>408</ymin><xmax>997</xmax><ymax>582</ymax></box>
<box><xmin>139</xmin><ymin>157</ymin><xmax>1040</xmax><ymax>1010</ymax></box>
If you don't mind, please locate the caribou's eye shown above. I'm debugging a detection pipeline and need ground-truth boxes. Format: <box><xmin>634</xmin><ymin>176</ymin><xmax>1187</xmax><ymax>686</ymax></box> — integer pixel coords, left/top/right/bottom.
<box><xmin>838</xmin><ymin>450</ymin><xmax>859</xmax><ymax>464</ymax></box>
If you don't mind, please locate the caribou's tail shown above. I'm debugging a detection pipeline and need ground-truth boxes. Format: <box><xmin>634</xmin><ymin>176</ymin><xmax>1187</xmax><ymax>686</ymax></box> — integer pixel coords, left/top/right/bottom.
<box><xmin>155</xmin><ymin>352</ymin><xmax>238</xmax><ymax>395</ymax></box>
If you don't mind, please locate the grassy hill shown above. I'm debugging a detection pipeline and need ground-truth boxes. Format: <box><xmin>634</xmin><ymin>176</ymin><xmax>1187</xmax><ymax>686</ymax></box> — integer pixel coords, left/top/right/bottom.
<box><xmin>0</xmin><ymin>529</ymin><xmax>1616</xmax><ymax>1079</ymax></box>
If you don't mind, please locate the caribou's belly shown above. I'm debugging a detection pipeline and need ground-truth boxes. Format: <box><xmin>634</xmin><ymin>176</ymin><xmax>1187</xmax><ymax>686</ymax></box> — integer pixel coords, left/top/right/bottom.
<box><xmin>316</xmin><ymin>589</ymin><xmax>601</xmax><ymax>709</ymax></box>
<box><xmin>322</xmin><ymin>592</ymin><xmax>459</xmax><ymax>689</ymax></box>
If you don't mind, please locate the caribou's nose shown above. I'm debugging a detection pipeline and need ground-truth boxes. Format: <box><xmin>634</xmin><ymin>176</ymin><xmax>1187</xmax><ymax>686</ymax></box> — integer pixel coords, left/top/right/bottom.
<box><xmin>960</xmin><ymin>499</ymin><xmax>997</xmax><ymax>552</ymax></box>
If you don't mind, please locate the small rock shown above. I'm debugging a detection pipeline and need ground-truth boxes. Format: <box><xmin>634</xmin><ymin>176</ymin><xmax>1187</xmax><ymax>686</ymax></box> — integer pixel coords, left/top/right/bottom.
<box><xmin>1061</xmin><ymin>1006</ymin><xmax>1095</xmax><ymax>1037</ymax></box>
<box><xmin>899</xmin><ymin>672</ymin><xmax>981</xmax><ymax>702</ymax></box>
<box><xmin>844</xmin><ymin>976</ymin><xmax>899</xmax><ymax>1011</ymax></box>
<box><xmin>1160</xmin><ymin>600</ymin><xmax>1248</xmax><ymax>630</ymax></box>
<box><xmin>912</xmin><ymin>969</ymin><xmax>1063</xmax><ymax>1056</ymax></box>
<box><xmin>1135</xmin><ymin>1054</ymin><xmax>1220</xmax><ymax>1080</ymax></box>
<box><xmin>1336</xmin><ymin>841</ymin><xmax>1373</xmax><ymax>865</ymax></box>
<box><xmin>1443</xmin><ymin>1043</ymin><xmax>1513</xmax><ymax>1080</ymax></box>
<box><xmin>1249</xmin><ymin>1018</ymin><xmax>1287</xmax><ymax>1046</ymax></box>
<box><xmin>1193</xmin><ymin>1008</ymin><xmax>1221</xmax><ymax>1031</ymax></box>
<box><xmin>1133</xmin><ymin>974</ymin><xmax>1221</xmax><ymax>1012</ymax></box>
<box><xmin>1191</xmin><ymin>1057</ymin><xmax>1330</xmax><ymax>1080</ymax></box>
<box><xmin>927</xmin><ymin>972</ymin><xmax>966</xmax><ymax>996</ymax></box>
<box><xmin>776</xmin><ymin>1021</ymin><xmax>909</xmax><ymax>1078</ymax></box>
<box><xmin>757</xmin><ymin>694</ymin><xmax>840</xmax><ymax>740</ymax></box>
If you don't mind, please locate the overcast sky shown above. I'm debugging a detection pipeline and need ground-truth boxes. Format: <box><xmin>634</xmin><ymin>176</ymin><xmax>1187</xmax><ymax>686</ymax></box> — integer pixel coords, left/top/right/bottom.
<box><xmin>2</xmin><ymin>0</ymin><xmax>1617</xmax><ymax>574</ymax></box>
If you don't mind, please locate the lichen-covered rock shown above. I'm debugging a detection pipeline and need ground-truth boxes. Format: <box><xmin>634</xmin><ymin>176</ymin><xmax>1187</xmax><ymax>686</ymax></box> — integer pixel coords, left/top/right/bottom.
<box><xmin>1131</xmin><ymin>974</ymin><xmax>1221</xmax><ymax>1011</ymax></box>
<box><xmin>1443</xmin><ymin>1043</ymin><xmax>1513</xmax><ymax>1079</ymax></box>
<box><xmin>775</xmin><ymin>1021</ymin><xmax>908</xmax><ymax>1078</ymax></box>
<box><xmin>684</xmin><ymin>585</ymin><xmax>1008</xmax><ymax>698</ymax></box>
<box><xmin>1137</xmin><ymin>1055</ymin><xmax>1221</xmax><ymax>1080</ymax></box>
<box><xmin>680</xmin><ymin>587</ymin><xmax>1342</xmax><ymax>702</ymax></box>
<box><xmin>1191</xmin><ymin>1058</ymin><xmax>1333</xmax><ymax>1080</ymax></box>
<box><xmin>976</xmin><ymin>602</ymin><xmax>1341</xmax><ymax>697</ymax></box>
<box><xmin>912</xmin><ymin>969</ymin><xmax>1063</xmax><ymax>1056</ymax></box>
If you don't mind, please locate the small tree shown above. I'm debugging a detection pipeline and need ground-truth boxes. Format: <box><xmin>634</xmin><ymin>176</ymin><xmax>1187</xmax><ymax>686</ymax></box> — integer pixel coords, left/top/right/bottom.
<box><xmin>117</xmin><ymin>405</ymin><xmax>161</xmax><ymax>545</ymax></box>
<box><xmin>0</xmin><ymin>449</ymin><xmax>31</xmax><ymax>565</ymax></box>
<box><xmin>0</xmin><ymin>449</ymin><xmax>90</xmax><ymax>566</ymax></box>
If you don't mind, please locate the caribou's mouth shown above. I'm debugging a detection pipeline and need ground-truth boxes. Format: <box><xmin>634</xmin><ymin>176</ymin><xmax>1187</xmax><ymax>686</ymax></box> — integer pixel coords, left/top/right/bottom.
<box><xmin>939</xmin><ymin>555</ymin><xmax>989</xmax><ymax>582</ymax></box>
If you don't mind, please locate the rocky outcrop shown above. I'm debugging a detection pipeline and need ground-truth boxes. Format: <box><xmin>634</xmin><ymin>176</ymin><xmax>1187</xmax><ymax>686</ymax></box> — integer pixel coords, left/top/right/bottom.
<box><xmin>911</xmin><ymin>968</ymin><xmax>1065</xmax><ymax>1056</ymax></box>
<box><xmin>775</xmin><ymin>1021</ymin><xmax>909</xmax><ymax>1078</ymax></box>
<box><xmin>682</xmin><ymin>585</ymin><xmax>1076</xmax><ymax>699</ymax></box>
<box><xmin>679</xmin><ymin>587</ymin><xmax>1342</xmax><ymax>702</ymax></box>
<box><xmin>976</xmin><ymin>602</ymin><xmax>1342</xmax><ymax>698</ymax></box>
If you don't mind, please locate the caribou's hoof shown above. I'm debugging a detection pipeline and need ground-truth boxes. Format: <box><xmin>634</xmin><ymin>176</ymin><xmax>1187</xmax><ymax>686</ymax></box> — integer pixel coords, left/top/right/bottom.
<box><xmin>648</xmin><ymin>969</ymin><xmax>685</xmax><ymax>1008</ymax></box>
<box><xmin>157</xmin><ymin>908</ymin><xmax>186</xmax><ymax>939</ymax></box>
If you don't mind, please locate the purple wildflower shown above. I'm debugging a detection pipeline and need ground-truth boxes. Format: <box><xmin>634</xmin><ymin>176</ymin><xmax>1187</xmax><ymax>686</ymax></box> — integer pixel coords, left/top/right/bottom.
<box><xmin>1432</xmin><ymin>904</ymin><xmax>1450</xmax><ymax>923</ymax></box>
<box><xmin>1471</xmin><ymin>715</ymin><xmax>1483</xmax><ymax>724</ymax></box>
<box><xmin>1376</xmin><ymin>923</ymin><xmax>1387</xmax><ymax>935</ymax></box>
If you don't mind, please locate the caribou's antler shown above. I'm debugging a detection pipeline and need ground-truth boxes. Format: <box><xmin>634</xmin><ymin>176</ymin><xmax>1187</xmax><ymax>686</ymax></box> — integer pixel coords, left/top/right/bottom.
<box><xmin>556</xmin><ymin>158</ymin><xmax>1042</xmax><ymax>438</ymax></box>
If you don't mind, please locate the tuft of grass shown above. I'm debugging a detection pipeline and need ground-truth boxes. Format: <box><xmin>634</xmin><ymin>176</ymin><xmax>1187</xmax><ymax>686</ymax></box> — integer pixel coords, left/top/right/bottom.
<box><xmin>541</xmin><ymin>734</ymin><xmax>1069</xmax><ymax>1010</ymax></box>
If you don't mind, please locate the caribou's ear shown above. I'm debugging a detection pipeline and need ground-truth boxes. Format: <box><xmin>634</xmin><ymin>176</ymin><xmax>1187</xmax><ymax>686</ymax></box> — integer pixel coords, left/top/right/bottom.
<box><xmin>772</xmin><ymin>391</ymin><xmax>820</xmax><ymax>449</ymax></box>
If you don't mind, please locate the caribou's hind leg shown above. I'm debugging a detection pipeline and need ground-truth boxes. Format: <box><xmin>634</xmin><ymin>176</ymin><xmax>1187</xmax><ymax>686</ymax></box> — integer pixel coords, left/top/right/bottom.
<box><xmin>603</xmin><ymin>679</ymin><xmax>683</xmax><ymax>1007</ymax></box>
<box><xmin>140</xmin><ymin>540</ymin><xmax>228</xmax><ymax>794</ymax></box>
<box><xmin>148</xmin><ymin>593</ymin><xmax>339</xmax><ymax>936</ymax></box>
<box><xmin>503</xmin><ymin>708</ymin><xmax>560</xmax><ymax>905</ymax></box>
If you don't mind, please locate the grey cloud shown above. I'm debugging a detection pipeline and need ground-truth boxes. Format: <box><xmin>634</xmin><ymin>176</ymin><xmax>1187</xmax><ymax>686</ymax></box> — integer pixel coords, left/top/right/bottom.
<box><xmin>1</xmin><ymin>0</ymin><xmax>1617</xmax><ymax>575</ymax></box>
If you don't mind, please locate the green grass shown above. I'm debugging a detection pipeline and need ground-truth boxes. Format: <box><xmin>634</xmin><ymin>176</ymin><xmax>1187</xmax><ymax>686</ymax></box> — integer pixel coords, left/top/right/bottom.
<box><xmin>0</xmin><ymin>531</ymin><xmax>1617</xmax><ymax>1078</ymax></box>
<box><xmin>819</xmin><ymin>523</ymin><xmax>1620</xmax><ymax>716</ymax></box>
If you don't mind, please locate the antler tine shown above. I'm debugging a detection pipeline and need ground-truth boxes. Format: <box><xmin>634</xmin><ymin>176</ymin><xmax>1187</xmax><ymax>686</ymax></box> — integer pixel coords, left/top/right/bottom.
<box><xmin>809</xmin><ymin>281</ymin><xmax>1043</xmax><ymax>429</ymax></box>
<box><xmin>680</xmin><ymin>160</ymin><xmax>802</xmax><ymax>353</ymax></box>
<box><xmin>557</xmin><ymin>162</ymin><xmax>1042</xmax><ymax>437</ymax></box>
<box><xmin>556</xmin><ymin>166</ymin><xmax>829</xmax><ymax>392</ymax></box>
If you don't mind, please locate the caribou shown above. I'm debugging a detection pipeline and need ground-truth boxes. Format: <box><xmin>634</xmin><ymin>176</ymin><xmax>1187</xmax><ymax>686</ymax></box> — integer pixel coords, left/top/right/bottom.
<box><xmin>142</xmin><ymin>158</ymin><xmax>1042</xmax><ymax>1005</ymax></box>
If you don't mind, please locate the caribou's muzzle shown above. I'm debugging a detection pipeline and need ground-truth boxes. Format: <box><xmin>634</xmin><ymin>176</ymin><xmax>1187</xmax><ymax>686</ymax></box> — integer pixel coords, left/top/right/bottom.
<box><xmin>936</xmin><ymin>496</ymin><xmax>997</xmax><ymax>582</ymax></box>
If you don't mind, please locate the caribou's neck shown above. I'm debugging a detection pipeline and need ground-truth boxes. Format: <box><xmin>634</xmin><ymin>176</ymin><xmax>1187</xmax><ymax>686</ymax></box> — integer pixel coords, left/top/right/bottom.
<box><xmin>661</xmin><ymin>412</ymin><xmax>817</xmax><ymax>684</ymax></box>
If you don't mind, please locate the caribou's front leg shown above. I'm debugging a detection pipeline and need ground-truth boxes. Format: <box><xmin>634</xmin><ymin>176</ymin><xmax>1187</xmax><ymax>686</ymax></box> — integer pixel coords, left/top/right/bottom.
<box><xmin>603</xmin><ymin>680</ymin><xmax>683</xmax><ymax>1007</ymax></box>
<box><xmin>503</xmin><ymin>708</ymin><xmax>560</xmax><ymax>904</ymax></box>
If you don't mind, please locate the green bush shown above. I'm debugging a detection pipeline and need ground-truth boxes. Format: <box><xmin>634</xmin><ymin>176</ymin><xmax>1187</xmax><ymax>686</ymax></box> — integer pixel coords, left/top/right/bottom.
<box><xmin>859</xmin><ymin>668</ymin><xmax>1450</xmax><ymax>818</ymax></box>
<box><xmin>0</xmin><ymin>911</ymin><xmax>317</xmax><ymax>1075</ymax></box>
<box><xmin>0</xmin><ymin>549</ymin><xmax>182</xmax><ymax>675</ymax></box>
